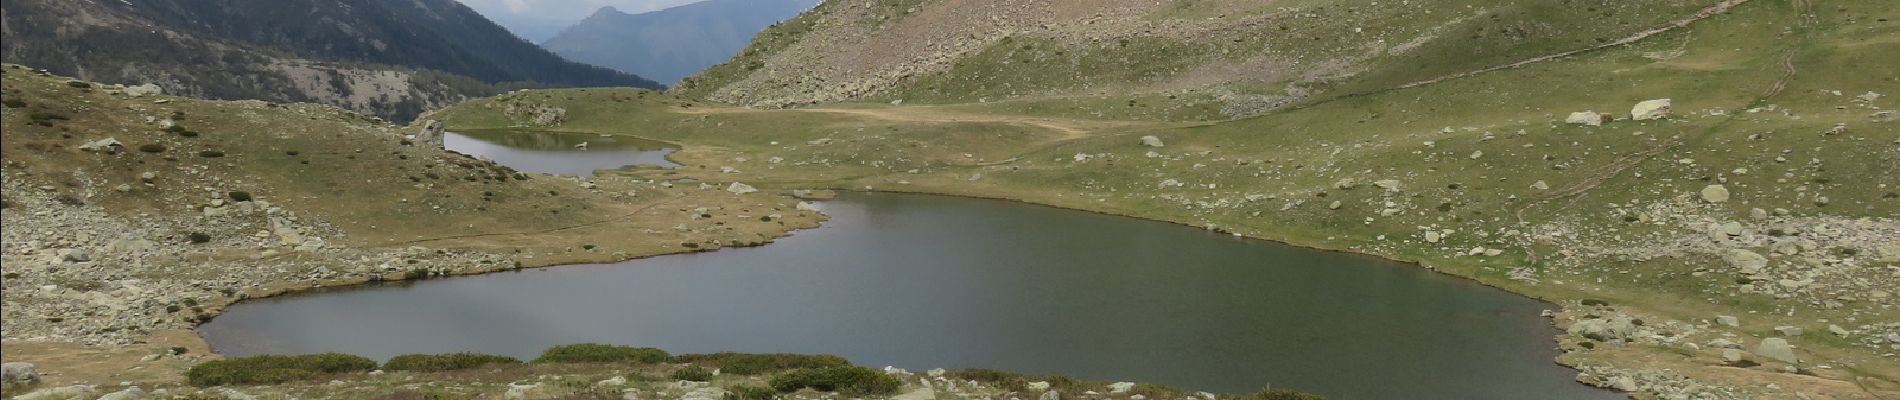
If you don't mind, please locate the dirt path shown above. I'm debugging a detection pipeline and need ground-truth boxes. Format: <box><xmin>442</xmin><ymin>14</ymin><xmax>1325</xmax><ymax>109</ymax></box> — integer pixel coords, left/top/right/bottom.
<box><xmin>674</xmin><ymin>105</ymin><xmax>1140</xmax><ymax>142</ymax></box>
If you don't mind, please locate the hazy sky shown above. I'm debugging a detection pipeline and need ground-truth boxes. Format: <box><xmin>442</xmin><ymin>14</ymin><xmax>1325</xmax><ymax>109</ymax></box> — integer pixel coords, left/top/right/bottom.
<box><xmin>458</xmin><ymin>0</ymin><xmax>711</xmax><ymax>41</ymax></box>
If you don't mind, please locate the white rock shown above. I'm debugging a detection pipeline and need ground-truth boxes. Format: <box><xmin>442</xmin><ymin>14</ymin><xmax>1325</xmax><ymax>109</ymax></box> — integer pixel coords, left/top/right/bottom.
<box><xmin>1140</xmin><ymin>135</ymin><xmax>1165</xmax><ymax>147</ymax></box>
<box><xmin>1632</xmin><ymin>99</ymin><xmax>1673</xmax><ymax>120</ymax></box>
<box><xmin>97</xmin><ymin>386</ymin><xmax>147</xmax><ymax>400</ymax></box>
<box><xmin>1721</xmin><ymin>249</ymin><xmax>1767</xmax><ymax>274</ymax></box>
<box><xmin>1108</xmin><ymin>382</ymin><xmax>1136</xmax><ymax>394</ymax></box>
<box><xmin>1716</xmin><ymin>315</ymin><xmax>1741</xmax><ymax>327</ymax></box>
<box><xmin>796</xmin><ymin>202</ymin><xmax>821</xmax><ymax>212</ymax></box>
<box><xmin>1565</xmin><ymin>112</ymin><xmax>1606</xmax><ymax>126</ymax></box>
<box><xmin>79</xmin><ymin>138</ymin><xmax>124</xmax><ymax>152</ymax></box>
<box><xmin>1</xmin><ymin>362</ymin><xmax>36</xmax><ymax>383</ymax></box>
<box><xmin>1027</xmin><ymin>381</ymin><xmax>1051</xmax><ymax>391</ymax></box>
<box><xmin>1530</xmin><ymin>180</ymin><xmax>1550</xmax><ymax>190</ymax></box>
<box><xmin>1754</xmin><ymin>337</ymin><xmax>1798</xmax><ymax>364</ymax></box>
<box><xmin>726</xmin><ymin>183</ymin><xmax>758</xmax><ymax>194</ymax></box>
<box><xmin>1700</xmin><ymin>185</ymin><xmax>1730</xmax><ymax>203</ymax></box>
<box><xmin>13</xmin><ymin>385</ymin><xmax>94</xmax><ymax>400</ymax></box>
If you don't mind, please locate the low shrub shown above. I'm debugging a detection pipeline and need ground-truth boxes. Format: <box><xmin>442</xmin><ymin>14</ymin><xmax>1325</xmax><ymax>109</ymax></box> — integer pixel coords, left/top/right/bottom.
<box><xmin>187</xmin><ymin>232</ymin><xmax>211</xmax><ymax>244</ymax></box>
<box><xmin>382</xmin><ymin>353</ymin><xmax>521</xmax><ymax>372</ymax></box>
<box><xmin>185</xmin><ymin>353</ymin><xmax>376</xmax><ymax>386</ymax></box>
<box><xmin>676</xmin><ymin>353</ymin><xmax>850</xmax><ymax>375</ymax></box>
<box><xmin>532</xmin><ymin>343</ymin><xmax>670</xmax><ymax>364</ymax></box>
<box><xmin>66</xmin><ymin>81</ymin><xmax>91</xmax><ymax>88</ymax></box>
<box><xmin>2</xmin><ymin>99</ymin><xmax>24</xmax><ymax>108</ymax></box>
<box><xmin>198</xmin><ymin>150</ymin><xmax>225</xmax><ymax>158</ymax></box>
<box><xmin>670</xmin><ymin>366</ymin><xmax>713</xmax><ymax>382</ymax></box>
<box><xmin>1247</xmin><ymin>388</ymin><xmax>1327</xmax><ymax>400</ymax></box>
<box><xmin>139</xmin><ymin>144</ymin><xmax>166</xmax><ymax>153</ymax></box>
<box><xmin>767</xmin><ymin>366</ymin><xmax>900</xmax><ymax>396</ymax></box>
<box><xmin>725</xmin><ymin>385</ymin><xmax>777</xmax><ymax>400</ymax></box>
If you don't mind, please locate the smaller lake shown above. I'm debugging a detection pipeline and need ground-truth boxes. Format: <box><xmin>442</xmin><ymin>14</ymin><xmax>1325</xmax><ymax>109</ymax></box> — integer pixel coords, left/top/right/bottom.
<box><xmin>444</xmin><ymin>130</ymin><xmax>677</xmax><ymax>176</ymax></box>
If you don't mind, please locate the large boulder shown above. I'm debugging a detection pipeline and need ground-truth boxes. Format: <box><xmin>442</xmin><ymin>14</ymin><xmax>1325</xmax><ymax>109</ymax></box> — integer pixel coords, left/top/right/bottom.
<box><xmin>97</xmin><ymin>386</ymin><xmax>148</xmax><ymax>400</ymax></box>
<box><xmin>13</xmin><ymin>385</ymin><xmax>94</xmax><ymax>400</ymax></box>
<box><xmin>1754</xmin><ymin>337</ymin><xmax>1798</xmax><ymax>364</ymax></box>
<box><xmin>1632</xmin><ymin>99</ymin><xmax>1673</xmax><ymax>120</ymax></box>
<box><xmin>1720</xmin><ymin>249</ymin><xmax>1768</xmax><ymax>274</ymax></box>
<box><xmin>123</xmin><ymin>84</ymin><xmax>163</xmax><ymax>97</ymax></box>
<box><xmin>415</xmin><ymin>120</ymin><xmax>446</xmax><ymax>146</ymax></box>
<box><xmin>79</xmin><ymin>138</ymin><xmax>124</xmax><ymax>153</ymax></box>
<box><xmin>1566</xmin><ymin>111</ymin><xmax>1609</xmax><ymax>126</ymax></box>
<box><xmin>1</xmin><ymin>362</ymin><xmax>36</xmax><ymax>383</ymax></box>
<box><xmin>1700</xmin><ymin>184</ymin><xmax>1730</xmax><ymax>203</ymax></box>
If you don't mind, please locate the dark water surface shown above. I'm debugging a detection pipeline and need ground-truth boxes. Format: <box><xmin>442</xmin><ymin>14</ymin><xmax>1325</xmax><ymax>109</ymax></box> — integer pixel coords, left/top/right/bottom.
<box><xmin>444</xmin><ymin>129</ymin><xmax>676</xmax><ymax>176</ymax></box>
<box><xmin>200</xmin><ymin>193</ymin><xmax>1616</xmax><ymax>399</ymax></box>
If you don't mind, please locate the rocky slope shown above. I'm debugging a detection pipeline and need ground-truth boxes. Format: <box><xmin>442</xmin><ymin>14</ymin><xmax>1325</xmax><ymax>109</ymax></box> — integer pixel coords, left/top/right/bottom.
<box><xmin>0</xmin><ymin>0</ymin><xmax>659</xmax><ymax>122</ymax></box>
<box><xmin>543</xmin><ymin>0</ymin><xmax>820</xmax><ymax>85</ymax></box>
<box><xmin>0</xmin><ymin>65</ymin><xmax>824</xmax><ymax>388</ymax></box>
<box><xmin>674</xmin><ymin>0</ymin><xmax>1722</xmax><ymax>114</ymax></box>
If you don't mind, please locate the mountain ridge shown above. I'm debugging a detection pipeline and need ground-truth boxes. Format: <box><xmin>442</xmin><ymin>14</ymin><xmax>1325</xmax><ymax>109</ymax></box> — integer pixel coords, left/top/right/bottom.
<box><xmin>541</xmin><ymin>0</ymin><xmax>819</xmax><ymax>85</ymax></box>
<box><xmin>0</xmin><ymin>0</ymin><xmax>660</xmax><ymax>121</ymax></box>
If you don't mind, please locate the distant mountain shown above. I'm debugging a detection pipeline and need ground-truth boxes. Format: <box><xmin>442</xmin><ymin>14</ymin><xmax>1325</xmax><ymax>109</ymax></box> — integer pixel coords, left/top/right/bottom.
<box><xmin>0</xmin><ymin>0</ymin><xmax>660</xmax><ymax>121</ymax></box>
<box><xmin>541</xmin><ymin>0</ymin><xmax>819</xmax><ymax>86</ymax></box>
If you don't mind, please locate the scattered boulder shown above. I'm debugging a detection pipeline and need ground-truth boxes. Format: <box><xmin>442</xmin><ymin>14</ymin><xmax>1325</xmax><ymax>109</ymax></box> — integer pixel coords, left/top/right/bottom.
<box><xmin>1700</xmin><ymin>185</ymin><xmax>1730</xmax><ymax>203</ymax></box>
<box><xmin>795</xmin><ymin>202</ymin><xmax>821</xmax><ymax>212</ymax></box>
<box><xmin>80</xmin><ymin>138</ymin><xmax>124</xmax><ymax>153</ymax></box>
<box><xmin>1140</xmin><ymin>135</ymin><xmax>1165</xmax><ymax>147</ymax></box>
<box><xmin>97</xmin><ymin>386</ymin><xmax>147</xmax><ymax>400</ymax></box>
<box><xmin>1632</xmin><ymin>99</ymin><xmax>1673</xmax><ymax>120</ymax></box>
<box><xmin>1373</xmin><ymin>179</ymin><xmax>1402</xmax><ymax>193</ymax></box>
<box><xmin>1721</xmin><ymin>349</ymin><xmax>1745</xmax><ymax>363</ymax></box>
<box><xmin>1040</xmin><ymin>390</ymin><xmax>1061</xmax><ymax>400</ymax></box>
<box><xmin>415</xmin><ymin>120</ymin><xmax>445</xmax><ymax>146</ymax></box>
<box><xmin>726</xmin><ymin>182</ymin><xmax>758</xmax><ymax>194</ymax></box>
<box><xmin>1423</xmin><ymin>230</ymin><xmax>1441</xmax><ymax>243</ymax></box>
<box><xmin>1</xmin><ymin>362</ymin><xmax>36</xmax><ymax>383</ymax></box>
<box><xmin>1028</xmin><ymin>381</ymin><xmax>1051</xmax><ymax>391</ymax></box>
<box><xmin>1109</xmin><ymin>382</ymin><xmax>1136</xmax><ymax>394</ymax></box>
<box><xmin>1753</xmin><ymin>338</ymin><xmax>1798</xmax><ymax>364</ymax></box>
<box><xmin>1566</xmin><ymin>112</ymin><xmax>1609</xmax><ymax>126</ymax></box>
<box><xmin>1530</xmin><ymin>180</ymin><xmax>1550</xmax><ymax>190</ymax></box>
<box><xmin>123</xmin><ymin>84</ymin><xmax>163</xmax><ymax>97</ymax></box>
<box><xmin>1774</xmin><ymin>326</ymin><xmax>1804</xmax><ymax>337</ymax></box>
<box><xmin>13</xmin><ymin>385</ymin><xmax>94</xmax><ymax>400</ymax></box>
<box><xmin>1721</xmin><ymin>249</ymin><xmax>1768</xmax><ymax>274</ymax></box>
<box><xmin>1469</xmin><ymin>150</ymin><xmax>1484</xmax><ymax>160</ymax></box>
<box><xmin>1716</xmin><ymin>315</ymin><xmax>1741</xmax><ymax>327</ymax></box>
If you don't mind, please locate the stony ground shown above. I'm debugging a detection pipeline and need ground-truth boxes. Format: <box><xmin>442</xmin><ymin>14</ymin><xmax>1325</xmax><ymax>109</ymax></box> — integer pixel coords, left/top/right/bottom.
<box><xmin>0</xmin><ymin>66</ymin><xmax>827</xmax><ymax>393</ymax></box>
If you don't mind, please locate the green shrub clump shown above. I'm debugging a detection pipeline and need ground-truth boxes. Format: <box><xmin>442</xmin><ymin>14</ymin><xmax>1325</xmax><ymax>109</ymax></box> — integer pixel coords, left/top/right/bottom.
<box><xmin>726</xmin><ymin>385</ymin><xmax>778</xmax><ymax>400</ymax></box>
<box><xmin>676</xmin><ymin>353</ymin><xmax>850</xmax><ymax>375</ymax></box>
<box><xmin>670</xmin><ymin>365</ymin><xmax>714</xmax><ymax>382</ymax></box>
<box><xmin>767</xmin><ymin>366</ymin><xmax>901</xmax><ymax>396</ymax></box>
<box><xmin>66</xmin><ymin>81</ymin><xmax>91</xmax><ymax>88</ymax></box>
<box><xmin>139</xmin><ymin>144</ymin><xmax>166</xmax><ymax>153</ymax></box>
<box><xmin>532</xmin><ymin>343</ymin><xmax>670</xmax><ymax>364</ymax></box>
<box><xmin>187</xmin><ymin>232</ymin><xmax>212</xmax><ymax>244</ymax></box>
<box><xmin>1248</xmin><ymin>388</ymin><xmax>1328</xmax><ymax>400</ymax></box>
<box><xmin>382</xmin><ymin>353</ymin><xmax>521</xmax><ymax>372</ymax></box>
<box><xmin>185</xmin><ymin>353</ymin><xmax>376</xmax><ymax>386</ymax></box>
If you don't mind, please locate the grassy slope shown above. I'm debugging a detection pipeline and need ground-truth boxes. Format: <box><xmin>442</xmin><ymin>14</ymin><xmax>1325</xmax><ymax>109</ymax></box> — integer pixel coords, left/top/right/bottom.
<box><xmin>436</xmin><ymin>0</ymin><xmax>1899</xmax><ymax>397</ymax></box>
